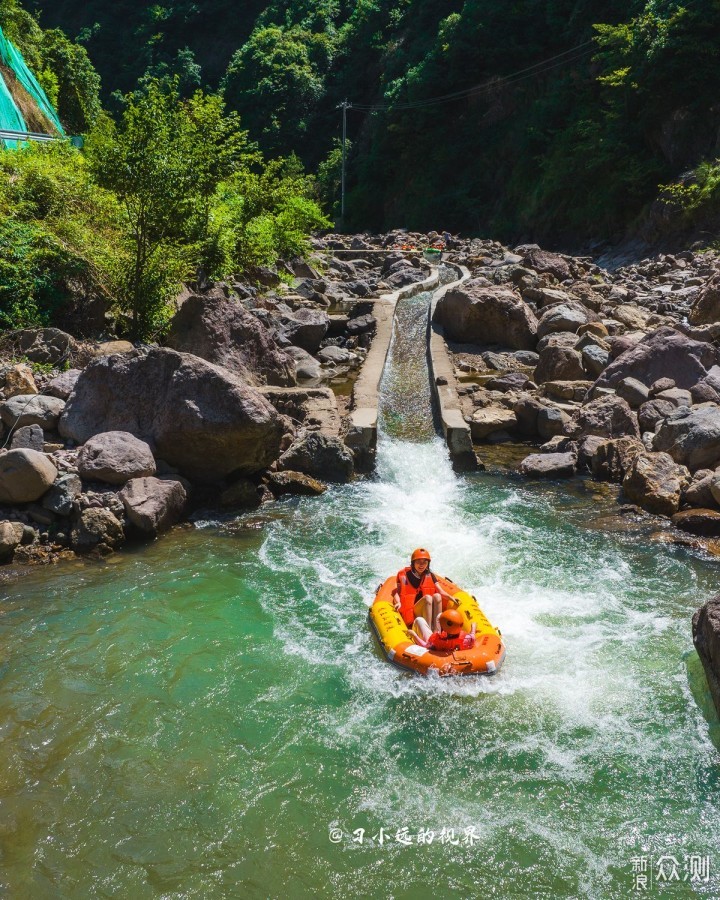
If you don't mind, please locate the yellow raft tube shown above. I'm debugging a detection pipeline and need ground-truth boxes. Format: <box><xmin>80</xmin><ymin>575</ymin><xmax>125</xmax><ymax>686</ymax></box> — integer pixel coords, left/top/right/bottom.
<box><xmin>368</xmin><ymin>575</ymin><xmax>505</xmax><ymax>676</ymax></box>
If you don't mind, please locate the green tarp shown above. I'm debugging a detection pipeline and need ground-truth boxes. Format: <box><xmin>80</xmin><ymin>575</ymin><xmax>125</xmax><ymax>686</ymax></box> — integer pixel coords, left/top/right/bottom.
<box><xmin>0</xmin><ymin>24</ymin><xmax>64</xmax><ymax>148</ymax></box>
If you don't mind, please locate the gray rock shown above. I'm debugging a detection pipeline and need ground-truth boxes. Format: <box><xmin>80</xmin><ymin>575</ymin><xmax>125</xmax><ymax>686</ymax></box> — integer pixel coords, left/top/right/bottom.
<box><xmin>0</xmin><ymin>521</ymin><xmax>24</xmax><ymax>562</ymax></box>
<box><xmin>470</xmin><ymin>407</ymin><xmax>518</xmax><ymax>440</ymax></box>
<box><xmin>649</xmin><ymin>377</ymin><xmax>676</xmax><ymax>397</ymax></box>
<box><xmin>166</xmin><ymin>294</ymin><xmax>295</xmax><ymax>386</ymax></box>
<box><xmin>0</xmin><ymin>449</ymin><xmax>58</xmax><ymax>504</ymax></box>
<box><xmin>58</xmin><ymin>348</ymin><xmax>284</xmax><ymax>480</ymax></box>
<box><xmin>47</xmin><ymin>369</ymin><xmax>81</xmax><ymax>400</ymax></box>
<box><xmin>534</xmin><ymin>346</ymin><xmax>585</xmax><ymax>383</ymax></box>
<box><xmin>484</xmin><ymin>372</ymin><xmax>531</xmax><ymax>392</ymax></box>
<box><xmin>616</xmin><ymin>377</ymin><xmax>649</xmax><ymax>409</ymax></box>
<box><xmin>285</xmin><ymin>346</ymin><xmax>322</xmax><ymax>380</ymax></box>
<box><xmin>638</xmin><ymin>398</ymin><xmax>675</xmax><ymax>434</ymax></box>
<box><xmin>595</xmin><ymin>327</ymin><xmax>719</xmax><ymax>392</ymax></box>
<box><xmin>0</xmin><ymin>394</ymin><xmax>65</xmax><ymax>430</ymax></box>
<box><xmin>120</xmin><ymin>476</ymin><xmax>187</xmax><ymax>534</ymax></box>
<box><xmin>537</xmin><ymin>406</ymin><xmax>570</xmax><ymax>440</ymax></box>
<box><xmin>513</xmin><ymin>394</ymin><xmax>545</xmax><ymax>436</ymax></box>
<box><xmin>10</xmin><ymin>424</ymin><xmax>44</xmax><ymax>452</ymax></box>
<box><xmin>317</xmin><ymin>345</ymin><xmax>359</xmax><ymax>366</ymax></box>
<box><xmin>77</xmin><ymin>431</ymin><xmax>156</xmax><ymax>485</ymax></box>
<box><xmin>278</xmin><ymin>432</ymin><xmax>354</xmax><ymax>483</ymax></box>
<box><xmin>581</xmin><ymin>344</ymin><xmax>610</xmax><ymax>378</ymax></box>
<box><xmin>567</xmin><ymin>395</ymin><xmax>640</xmax><ymax>440</ymax></box>
<box><xmin>42</xmin><ymin>473</ymin><xmax>82</xmax><ymax>516</ymax></box>
<box><xmin>537</xmin><ymin>302</ymin><xmax>595</xmax><ymax>339</ymax></box>
<box><xmin>346</xmin><ymin>314</ymin><xmax>376</xmax><ymax>335</ymax></box>
<box><xmin>653</xmin><ymin>406</ymin><xmax>720</xmax><ymax>470</ymax></box>
<box><xmin>12</xmin><ymin>327</ymin><xmax>77</xmax><ymax>364</ymax></box>
<box><xmin>278</xmin><ymin>308</ymin><xmax>330</xmax><ymax>353</ymax></box>
<box><xmin>433</xmin><ymin>280</ymin><xmax>538</xmax><ymax>350</ymax></box>
<box><xmin>518</xmin><ymin>451</ymin><xmax>577</xmax><ymax>478</ymax></box>
<box><xmin>70</xmin><ymin>507</ymin><xmax>124</xmax><ymax>552</ymax></box>
<box><xmin>654</xmin><ymin>387</ymin><xmax>692</xmax><ymax>409</ymax></box>
<box><xmin>521</xmin><ymin>248</ymin><xmax>571</xmax><ymax>281</ymax></box>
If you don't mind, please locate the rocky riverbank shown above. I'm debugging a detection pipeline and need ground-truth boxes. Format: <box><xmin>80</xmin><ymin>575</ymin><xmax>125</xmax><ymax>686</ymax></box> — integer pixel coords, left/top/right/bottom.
<box><xmin>5</xmin><ymin>230</ymin><xmax>720</xmax><ymax>572</ymax></box>
<box><xmin>0</xmin><ymin>240</ymin><xmax>432</xmax><ymax>568</ymax></box>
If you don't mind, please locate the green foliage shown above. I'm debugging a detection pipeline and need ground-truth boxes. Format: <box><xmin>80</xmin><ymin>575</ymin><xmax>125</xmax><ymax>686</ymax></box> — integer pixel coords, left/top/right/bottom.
<box><xmin>0</xmin><ymin>141</ymin><xmax>119</xmax><ymax>331</ymax></box>
<box><xmin>207</xmin><ymin>156</ymin><xmax>329</xmax><ymax>272</ymax></box>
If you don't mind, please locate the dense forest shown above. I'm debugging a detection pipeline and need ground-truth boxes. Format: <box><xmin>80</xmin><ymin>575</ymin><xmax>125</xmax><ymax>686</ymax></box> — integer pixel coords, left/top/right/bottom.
<box><xmin>3</xmin><ymin>0</ymin><xmax>720</xmax><ymax>336</ymax></box>
<box><xmin>21</xmin><ymin>0</ymin><xmax>720</xmax><ymax>243</ymax></box>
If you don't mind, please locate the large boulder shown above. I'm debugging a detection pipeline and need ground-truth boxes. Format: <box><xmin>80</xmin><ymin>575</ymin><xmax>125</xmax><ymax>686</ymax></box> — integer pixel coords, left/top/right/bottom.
<box><xmin>0</xmin><ymin>449</ymin><xmax>57</xmax><ymax>504</ymax></box>
<box><xmin>692</xmin><ymin>596</ymin><xmax>720</xmax><ymax>719</ymax></box>
<box><xmin>594</xmin><ymin>327</ymin><xmax>720</xmax><ymax>391</ymax></box>
<box><xmin>536</xmin><ymin>302</ymin><xmax>596</xmax><ymax>339</ymax></box>
<box><xmin>120</xmin><ymin>477</ymin><xmax>187</xmax><ymax>534</ymax></box>
<box><xmin>10</xmin><ymin>327</ymin><xmax>77</xmax><ymax>364</ymax></box>
<box><xmin>70</xmin><ymin>507</ymin><xmax>124</xmax><ymax>553</ymax></box>
<box><xmin>469</xmin><ymin>407</ymin><xmax>517</xmax><ymax>440</ymax></box>
<box><xmin>59</xmin><ymin>348</ymin><xmax>285</xmax><ymax>480</ymax></box>
<box><xmin>518</xmin><ymin>451</ymin><xmax>576</xmax><ymax>478</ymax></box>
<box><xmin>566</xmin><ymin>395</ymin><xmax>640</xmax><ymax>440</ymax></box>
<box><xmin>534</xmin><ymin>346</ymin><xmax>585</xmax><ymax>383</ymax></box>
<box><xmin>278</xmin><ymin>432</ymin><xmax>354</xmax><ymax>483</ymax></box>
<box><xmin>166</xmin><ymin>295</ymin><xmax>295</xmax><ymax>386</ymax></box>
<box><xmin>689</xmin><ymin>274</ymin><xmax>720</xmax><ymax>325</ymax></box>
<box><xmin>77</xmin><ymin>431</ymin><xmax>156</xmax><ymax>485</ymax></box>
<box><xmin>652</xmin><ymin>406</ymin><xmax>720</xmax><ymax>470</ymax></box>
<box><xmin>278</xmin><ymin>308</ymin><xmax>330</xmax><ymax>353</ymax></box>
<box><xmin>0</xmin><ymin>394</ymin><xmax>65</xmax><ymax>430</ymax></box>
<box><xmin>590</xmin><ymin>437</ymin><xmax>644</xmax><ymax>483</ymax></box>
<box><xmin>433</xmin><ymin>281</ymin><xmax>538</xmax><ymax>350</ymax></box>
<box><xmin>267</xmin><ymin>471</ymin><xmax>327</xmax><ymax>497</ymax></box>
<box><xmin>521</xmin><ymin>248</ymin><xmax>571</xmax><ymax>282</ymax></box>
<box><xmin>622</xmin><ymin>451</ymin><xmax>690</xmax><ymax>516</ymax></box>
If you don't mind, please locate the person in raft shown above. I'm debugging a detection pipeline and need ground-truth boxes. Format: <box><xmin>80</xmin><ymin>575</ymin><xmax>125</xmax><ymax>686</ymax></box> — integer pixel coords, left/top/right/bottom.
<box><xmin>391</xmin><ymin>548</ymin><xmax>455</xmax><ymax>632</ymax></box>
<box><xmin>415</xmin><ymin>608</ymin><xmax>476</xmax><ymax>651</ymax></box>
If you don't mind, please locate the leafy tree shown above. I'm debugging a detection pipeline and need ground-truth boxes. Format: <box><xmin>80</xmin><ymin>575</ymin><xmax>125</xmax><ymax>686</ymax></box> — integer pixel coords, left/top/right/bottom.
<box><xmin>86</xmin><ymin>79</ymin><xmax>249</xmax><ymax>338</ymax></box>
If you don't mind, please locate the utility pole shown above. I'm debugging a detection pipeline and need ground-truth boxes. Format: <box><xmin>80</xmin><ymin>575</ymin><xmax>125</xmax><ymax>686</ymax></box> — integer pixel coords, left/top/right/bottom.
<box><xmin>340</xmin><ymin>100</ymin><xmax>349</xmax><ymax>230</ymax></box>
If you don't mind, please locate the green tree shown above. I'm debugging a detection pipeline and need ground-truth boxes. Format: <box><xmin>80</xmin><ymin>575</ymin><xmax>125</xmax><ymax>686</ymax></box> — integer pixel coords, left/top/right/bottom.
<box><xmin>86</xmin><ymin>80</ymin><xmax>247</xmax><ymax>339</ymax></box>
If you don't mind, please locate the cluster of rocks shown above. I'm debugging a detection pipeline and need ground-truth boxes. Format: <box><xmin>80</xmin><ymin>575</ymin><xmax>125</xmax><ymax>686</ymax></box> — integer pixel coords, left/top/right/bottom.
<box><xmin>431</xmin><ymin>240</ymin><xmax>720</xmax><ymax>536</ymax></box>
<box><xmin>1</xmin><ymin>242</ymin><xmax>425</xmax><ymax>567</ymax></box>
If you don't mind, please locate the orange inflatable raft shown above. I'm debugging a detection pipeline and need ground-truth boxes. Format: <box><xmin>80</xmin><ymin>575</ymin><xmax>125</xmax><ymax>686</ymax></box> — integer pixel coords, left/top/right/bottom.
<box><xmin>369</xmin><ymin>575</ymin><xmax>505</xmax><ymax>677</ymax></box>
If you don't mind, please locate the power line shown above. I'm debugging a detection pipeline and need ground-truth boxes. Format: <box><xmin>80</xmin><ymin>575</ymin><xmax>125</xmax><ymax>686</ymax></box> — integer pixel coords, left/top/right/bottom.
<box><xmin>349</xmin><ymin>39</ymin><xmax>596</xmax><ymax>112</ymax></box>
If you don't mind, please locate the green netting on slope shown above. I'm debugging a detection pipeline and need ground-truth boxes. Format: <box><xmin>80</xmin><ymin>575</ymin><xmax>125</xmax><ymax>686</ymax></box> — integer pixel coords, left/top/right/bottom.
<box><xmin>0</xmin><ymin>63</ymin><xmax>27</xmax><ymax>148</ymax></box>
<box><xmin>0</xmin><ymin>25</ymin><xmax>64</xmax><ymax>137</ymax></box>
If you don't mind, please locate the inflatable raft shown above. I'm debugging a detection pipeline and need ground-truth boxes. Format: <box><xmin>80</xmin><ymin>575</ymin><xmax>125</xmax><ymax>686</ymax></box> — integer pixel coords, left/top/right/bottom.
<box><xmin>369</xmin><ymin>575</ymin><xmax>505</xmax><ymax>676</ymax></box>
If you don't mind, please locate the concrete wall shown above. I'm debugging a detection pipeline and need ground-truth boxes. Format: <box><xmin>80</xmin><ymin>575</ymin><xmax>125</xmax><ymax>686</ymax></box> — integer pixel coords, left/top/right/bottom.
<box><xmin>426</xmin><ymin>264</ymin><xmax>476</xmax><ymax>469</ymax></box>
<box><xmin>346</xmin><ymin>267</ymin><xmax>440</xmax><ymax>470</ymax></box>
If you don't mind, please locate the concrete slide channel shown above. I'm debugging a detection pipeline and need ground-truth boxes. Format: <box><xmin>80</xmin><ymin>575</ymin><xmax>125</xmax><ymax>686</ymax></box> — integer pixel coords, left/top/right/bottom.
<box><xmin>346</xmin><ymin>261</ymin><xmax>474</xmax><ymax>471</ymax></box>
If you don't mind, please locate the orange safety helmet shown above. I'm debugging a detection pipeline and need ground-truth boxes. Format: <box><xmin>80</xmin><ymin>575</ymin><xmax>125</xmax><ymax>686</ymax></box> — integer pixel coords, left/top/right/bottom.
<box><xmin>411</xmin><ymin>548</ymin><xmax>431</xmax><ymax>563</ymax></box>
<box><xmin>438</xmin><ymin>609</ymin><xmax>464</xmax><ymax>635</ymax></box>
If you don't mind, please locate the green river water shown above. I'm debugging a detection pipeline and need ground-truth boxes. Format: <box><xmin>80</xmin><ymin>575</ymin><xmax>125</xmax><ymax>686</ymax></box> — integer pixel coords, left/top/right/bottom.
<box><xmin>1</xmin><ymin>280</ymin><xmax>720</xmax><ymax>899</ymax></box>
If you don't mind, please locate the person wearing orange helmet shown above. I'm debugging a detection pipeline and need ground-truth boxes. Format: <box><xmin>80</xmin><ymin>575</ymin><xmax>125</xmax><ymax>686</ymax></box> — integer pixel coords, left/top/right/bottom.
<box><xmin>391</xmin><ymin>548</ymin><xmax>454</xmax><ymax>631</ymax></box>
<box><xmin>414</xmin><ymin>608</ymin><xmax>477</xmax><ymax>652</ymax></box>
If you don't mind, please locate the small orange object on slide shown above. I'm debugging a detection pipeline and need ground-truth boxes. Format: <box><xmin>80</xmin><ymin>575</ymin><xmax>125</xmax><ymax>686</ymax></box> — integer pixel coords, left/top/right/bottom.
<box><xmin>368</xmin><ymin>575</ymin><xmax>505</xmax><ymax>676</ymax></box>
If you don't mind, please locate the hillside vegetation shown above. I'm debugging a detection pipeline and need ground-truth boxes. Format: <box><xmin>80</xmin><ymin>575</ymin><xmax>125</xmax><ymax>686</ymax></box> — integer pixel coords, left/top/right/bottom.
<box><xmin>21</xmin><ymin>0</ymin><xmax>720</xmax><ymax>243</ymax></box>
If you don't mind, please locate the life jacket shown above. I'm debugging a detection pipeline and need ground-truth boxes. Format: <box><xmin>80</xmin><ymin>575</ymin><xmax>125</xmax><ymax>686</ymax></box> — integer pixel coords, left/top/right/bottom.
<box><xmin>428</xmin><ymin>630</ymin><xmax>472</xmax><ymax>652</ymax></box>
<box><xmin>395</xmin><ymin>566</ymin><xmax>438</xmax><ymax>626</ymax></box>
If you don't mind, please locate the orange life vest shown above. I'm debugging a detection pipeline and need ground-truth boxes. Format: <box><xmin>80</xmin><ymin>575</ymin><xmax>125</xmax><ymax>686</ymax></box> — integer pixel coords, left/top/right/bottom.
<box><xmin>428</xmin><ymin>630</ymin><xmax>472</xmax><ymax>652</ymax></box>
<box><xmin>395</xmin><ymin>566</ymin><xmax>437</xmax><ymax>626</ymax></box>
